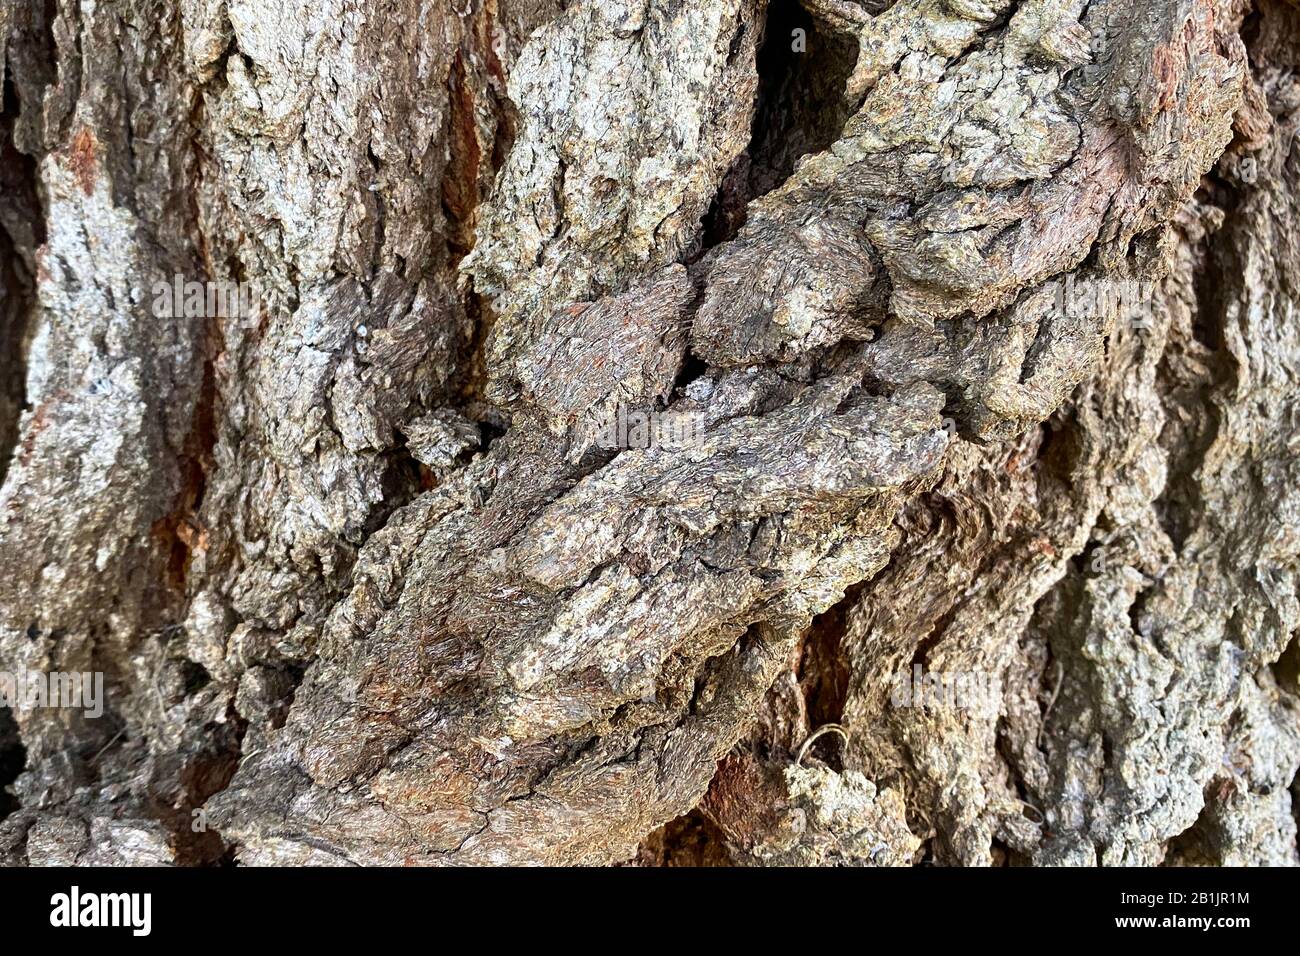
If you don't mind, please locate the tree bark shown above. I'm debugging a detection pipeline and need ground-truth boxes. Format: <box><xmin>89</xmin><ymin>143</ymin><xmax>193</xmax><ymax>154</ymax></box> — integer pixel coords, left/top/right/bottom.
<box><xmin>1</xmin><ymin>0</ymin><xmax>1298</xmax><ymax>866</ymax></box>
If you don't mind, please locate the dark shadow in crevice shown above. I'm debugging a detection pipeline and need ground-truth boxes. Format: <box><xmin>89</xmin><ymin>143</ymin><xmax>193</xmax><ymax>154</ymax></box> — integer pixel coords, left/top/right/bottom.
<box><xmin>1187</xmin><ymin>175</ymin><xmax>1240</xmax><ymax>355</ymax></box>
<box><xmin>147</xmin><ymin>712</ymin><xmax>245</xmax><ymax>867</ymax></box>
<box><xmin>698</xmin><ymin>0</ymin><xmax>860</xmax><ymax>249</ymax></box>
<box><xmin>1272</xmin><ymin>631</ymin><xmax>1300</xmax><ymax>696</ymax></box>
<box><xmin>672</xmin><ymin>352</ymin><xmax>710</xmax><ymax>399</ymax></box>
<box><xmin>1291</xmin><ymin>762</ymin><xmax>1299</xmax><ymax>843</ymax></box>
<box><xmin>1163</xmin><ymin>796</ymin><xmax>1217</xmax><ymax>866</ymax></box>
<box><xmin>1151</xmin><ymin>178</ymin><xmax>1237</xmax><ymax>554</ymax></box>
<box><xmin>0</xmin><ymin>65</ymin><xmax>43</xmax><ymax>487</ymax></box>
<box><xmin>989</xmin><ymin>836</ymin><xmax>1014</xmax><ymax>866</ymax></box>
<box><xmin>746</xmin><ymin>0</ymin><xmax>861</xmax><ymax>194</ymax></box>
<box><xmin>795</xmin><ymin>581</ymin><xmax>865</xmax><ymax>771</ymax></box>
<box><xmin>0</xmin><ymin>708</ymin><xmax>27</xmax><ymax>821</ymax></box>
<box><xmin>630</xmin><ymin>807</ymin><xmax>734</xmax><ymax>867</ymax></box>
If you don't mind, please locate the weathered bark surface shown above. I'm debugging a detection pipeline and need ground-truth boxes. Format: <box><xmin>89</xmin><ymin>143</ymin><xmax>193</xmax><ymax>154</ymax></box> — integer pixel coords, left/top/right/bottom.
<box><xmin>0</xmin><ymin>0</ymin><xmax>1297</xmax><ymax>866</ymax></box>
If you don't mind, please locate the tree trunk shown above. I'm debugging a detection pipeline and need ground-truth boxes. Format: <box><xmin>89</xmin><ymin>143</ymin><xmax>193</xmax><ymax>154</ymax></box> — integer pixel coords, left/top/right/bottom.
<box><xmin>1</xmin><ymin>0</ymin><xmax>1298</xmax><ymax>866</ymax></box>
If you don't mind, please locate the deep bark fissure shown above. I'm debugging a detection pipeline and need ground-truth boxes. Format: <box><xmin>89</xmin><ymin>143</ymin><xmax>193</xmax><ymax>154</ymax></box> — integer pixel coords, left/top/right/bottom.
<box><xmin>0</xmin><ymin>66</ymin><xmax>42</xmax><ymax>487</ymax></box>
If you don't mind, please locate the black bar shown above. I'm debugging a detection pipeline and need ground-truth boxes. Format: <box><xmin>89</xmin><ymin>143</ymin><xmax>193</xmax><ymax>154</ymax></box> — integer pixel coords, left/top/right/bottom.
<box><xmin>0</xmin><ymin>866</ymin><xmax>1287</xmax><ymax>943</ymax></box>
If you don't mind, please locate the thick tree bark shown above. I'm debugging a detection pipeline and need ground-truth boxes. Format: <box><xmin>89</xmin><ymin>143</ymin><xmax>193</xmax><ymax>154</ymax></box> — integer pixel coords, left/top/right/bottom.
<box><xmin>0</xmin><ymin>0</ymin><xmax>1297</xmax><ymax>866</ymax></box>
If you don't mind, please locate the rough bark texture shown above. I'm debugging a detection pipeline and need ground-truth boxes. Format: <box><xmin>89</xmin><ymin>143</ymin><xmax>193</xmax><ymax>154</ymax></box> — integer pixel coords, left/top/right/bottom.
<box><xmin>0</xmin><ymin>0</ymin><xmax>1298</xmax><ymax>866</ymax></box>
